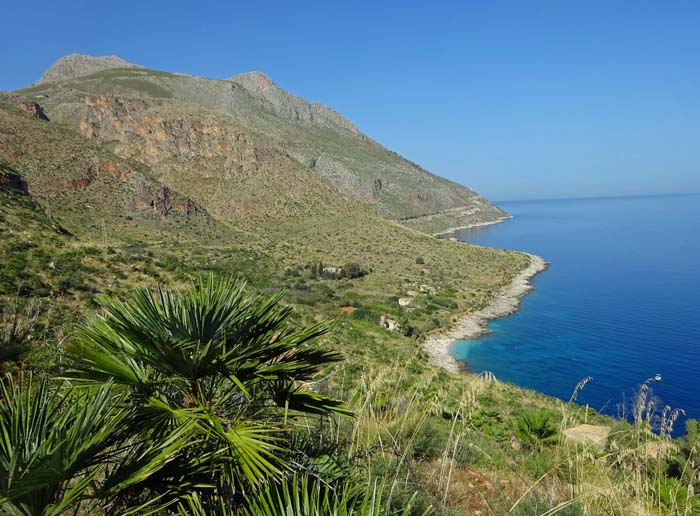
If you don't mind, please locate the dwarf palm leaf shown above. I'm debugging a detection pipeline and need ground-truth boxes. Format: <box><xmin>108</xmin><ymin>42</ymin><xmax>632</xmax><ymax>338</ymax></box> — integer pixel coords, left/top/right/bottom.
<box><xmin>0</xmin><ymin>373</ymin><xmax>123</xmax><ymax>516</ymax></box>
<box><xmin>64</xmin><ymin>275</ymin><xmax>350</xmax><ymax>498</ymax></box>
<box><xmin>514</xmin><ymin>409</ymin><xmax>559</xmax><ymax>449</ymax></box>
<box><xmin>177</xmin><ymin>474</ymin><xmax>432</xmax><ymax>516</ymax></box>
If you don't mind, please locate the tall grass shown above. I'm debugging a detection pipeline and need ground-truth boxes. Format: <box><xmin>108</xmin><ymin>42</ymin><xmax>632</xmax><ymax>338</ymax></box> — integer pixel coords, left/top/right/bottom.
<box><xmin>318</xmin><ymin>363</ymin><xmax>699</xmax><ymax>515</ymax></box>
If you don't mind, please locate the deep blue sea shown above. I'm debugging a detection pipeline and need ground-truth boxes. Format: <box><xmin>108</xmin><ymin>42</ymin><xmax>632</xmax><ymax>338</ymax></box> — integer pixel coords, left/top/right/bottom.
<box><xmin>451</xmin><ymin>194</ymin><xmax>700</xmax><ymax>434</ymax></box>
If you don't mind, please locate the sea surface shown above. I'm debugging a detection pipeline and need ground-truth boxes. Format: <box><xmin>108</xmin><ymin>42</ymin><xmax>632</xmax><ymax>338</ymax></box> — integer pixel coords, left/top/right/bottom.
<box><xmin>451</xmin><ymin>194</ymin><xmax>700</xmax><ymax>434</ymax></box>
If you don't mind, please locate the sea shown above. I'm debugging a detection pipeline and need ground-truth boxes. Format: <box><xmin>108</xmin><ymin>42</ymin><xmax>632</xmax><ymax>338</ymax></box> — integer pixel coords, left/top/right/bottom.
<box><xmin>450</xmin><ymin>193</ymin><xmax>700</xmax><ymax>435</ymax></box>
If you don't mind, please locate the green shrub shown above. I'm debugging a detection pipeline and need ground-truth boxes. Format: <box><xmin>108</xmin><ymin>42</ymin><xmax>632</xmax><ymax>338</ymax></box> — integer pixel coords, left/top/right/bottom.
<box><xmin>57</xmin><ymin>274</ymin><xmax>88</xmax><ymax>293</ymax></box>
<box><xmin>351</xmin><ymin>308</ymin><xmax>378</xmax><ymax>322</ymax></box>
<box><xmin>410</xmin><ymin>417</ymin><xmax>450</xmax><ymax>460</ymax></box>
<box><xmin>514</xmin><ymin>408</ymin><xmax>559</xmax><ymax>449</ymax></box>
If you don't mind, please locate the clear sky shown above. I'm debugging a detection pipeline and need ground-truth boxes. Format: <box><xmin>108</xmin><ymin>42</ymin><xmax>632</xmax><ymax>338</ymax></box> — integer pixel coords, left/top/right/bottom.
<box><xmin>2</xmin><ymin>0</ymin><xmax>699</xmax><ymax>200</ymax></box>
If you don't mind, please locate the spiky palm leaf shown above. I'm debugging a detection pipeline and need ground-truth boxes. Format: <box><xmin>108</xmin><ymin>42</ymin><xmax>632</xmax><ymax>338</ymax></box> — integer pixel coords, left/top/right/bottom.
<box><xmin>0</xmin><ymin>373</ymin><xmax>122</xmax><ymax>516</ymax></box>
<box><xmin>514</xmin><ymin>409</ymin><xmax>559</xmax><ymax>449</ymax></box>
<box><xmin>177</xmin><ymin>474</ymin><xmax>432</xmax><ymax>516</ymax></box>
<box><xmin>63</xmin><ymin>275</ymin><xmax>350</xmax><ymax>502</ymax></box>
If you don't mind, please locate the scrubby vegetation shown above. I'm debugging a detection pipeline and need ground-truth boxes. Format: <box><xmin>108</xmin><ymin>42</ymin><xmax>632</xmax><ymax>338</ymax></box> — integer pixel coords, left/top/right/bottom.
<box><xmin>2</xmin><ymin>275</ymin><xmax>699</xmax><ymax>515</ymax></box>
<box><xmin>2</xmin><ymin>75</ymin><xmax>698</xmax><ymax>514</ymax></box>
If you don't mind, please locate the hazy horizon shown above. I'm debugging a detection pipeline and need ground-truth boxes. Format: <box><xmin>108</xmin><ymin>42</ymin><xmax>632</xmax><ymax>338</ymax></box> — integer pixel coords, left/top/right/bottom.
<box><xmin>2</xmin><ymin>0</ymin><xmax>699</xmax><ymax>201</ymax></box>
<box><xmin>496</xmin><ymin>190</ymin><xmax>700</xmax><ymax>204</ymax></box>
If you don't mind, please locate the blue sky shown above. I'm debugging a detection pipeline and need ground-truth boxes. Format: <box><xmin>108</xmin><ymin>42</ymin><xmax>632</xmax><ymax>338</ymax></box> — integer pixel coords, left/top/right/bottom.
<box><xmin>2</xmin><ymin>0</ymin><xmax>699</xmax><ymax>200</ymax></box>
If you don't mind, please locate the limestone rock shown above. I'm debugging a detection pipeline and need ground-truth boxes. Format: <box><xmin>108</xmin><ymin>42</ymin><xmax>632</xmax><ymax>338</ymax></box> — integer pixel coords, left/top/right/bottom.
<box><xmin>563</xmin><ymin>424</ymin><xmax>611</xmax><ymax>449</ymax></box>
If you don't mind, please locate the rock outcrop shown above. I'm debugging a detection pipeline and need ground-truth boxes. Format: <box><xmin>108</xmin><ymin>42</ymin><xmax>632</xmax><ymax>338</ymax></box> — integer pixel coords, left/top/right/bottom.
<box><xmin>0</xmin><ymin>166</ymin><xmax>28</xmax><ymax>194</ymax></box>
<box><xmin>563</xmin><ymin>424</ymin><xmax>611</xmax><ymax>450</ymax></box>
<box><xmin>74</xmin><ymin>95</ymin><xmax>347</xmax><ymax>222</ymax></box>
<box><xmin>230</xmin><ymin>71</ymin><xmax>360</xmax><ymax>135</ymax></box>
<box><xmin>19</xmin><ymin>101</ymin><xmax>50</xmax><ymax>121</ymax></box>
<box><xmin>0</xmin><ymin>101</ymin><xmax>208</xmax><ymax>225</ymax></box>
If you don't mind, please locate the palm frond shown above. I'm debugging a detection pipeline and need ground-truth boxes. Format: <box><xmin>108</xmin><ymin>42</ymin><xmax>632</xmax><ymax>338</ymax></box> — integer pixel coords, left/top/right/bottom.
<box><xmin>0</xmin><ymin>373</ymin><xmax>125</xmax><ymax>516</ymax></box>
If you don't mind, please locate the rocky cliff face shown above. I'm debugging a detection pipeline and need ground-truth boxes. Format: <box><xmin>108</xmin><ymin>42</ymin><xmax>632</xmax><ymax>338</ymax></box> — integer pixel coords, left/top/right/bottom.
<box><xmin>19</xmin><ymin>101</ymin><xmax>50</xmax><ymax>121</ymax></box>
<box><xmin>74</xmin><ymin>95</ymin><xmax>353</xmax><ymax>223</ymax></box>
<box><xmin>0</xmin><ymin>101</ymin><xmax>209</xmax><ymax>226</ymax></box>
<box><xmin>78</xmin><ymin>96</ymin><xmax>262</xmax><ymax>170</ymax></box>
<box><xmin>0</xmin><ymin>93</ymin><xmax>51</xmax><ymax>121</ymax></box>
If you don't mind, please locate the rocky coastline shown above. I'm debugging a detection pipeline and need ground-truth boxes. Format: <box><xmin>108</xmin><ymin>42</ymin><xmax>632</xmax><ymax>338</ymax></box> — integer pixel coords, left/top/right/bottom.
<box><xmin>433</xmin><ymin>214</ymin><xmax>512</xmax><ymax>237</ymax></box>
<box><xmin>421</xmin><ymin>253</ymin><xmax>548</xmax><ymax>372</ymax></box>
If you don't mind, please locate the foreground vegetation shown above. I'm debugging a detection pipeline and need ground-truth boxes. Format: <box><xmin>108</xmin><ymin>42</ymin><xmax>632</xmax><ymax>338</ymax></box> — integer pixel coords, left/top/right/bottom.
<box><xmin>1</xmin><ymin>84</ymin><xmax>698</xmax><ymax>514</ymax></box>
<box><xmin>1</xmin><ymin>276</ymin><xmax>699</xmax><ymax>515</ymax></box>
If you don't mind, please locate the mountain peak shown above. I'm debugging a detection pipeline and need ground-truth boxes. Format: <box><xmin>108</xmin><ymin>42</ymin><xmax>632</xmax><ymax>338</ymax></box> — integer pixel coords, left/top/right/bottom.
<box><xmin>228</xmin><ymin>71</ymin><xmax>276</xmax><ymax>93</ymax></box>
<box><xmin>37</xmin><ymin>53</ymin><xmax>139</xmax><ymax>84</ymax></box>
<box><xmin>228</xmin><ymin>71</ymin><xmax>360</xmax><ymax>134</ymax></box>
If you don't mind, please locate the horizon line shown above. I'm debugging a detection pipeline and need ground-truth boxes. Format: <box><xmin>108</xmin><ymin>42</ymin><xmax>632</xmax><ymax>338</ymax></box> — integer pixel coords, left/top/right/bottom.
<box><xmin>495</xmin><ymin>191</ymin><xmax>700</xmax><ymax>204</ymax></box>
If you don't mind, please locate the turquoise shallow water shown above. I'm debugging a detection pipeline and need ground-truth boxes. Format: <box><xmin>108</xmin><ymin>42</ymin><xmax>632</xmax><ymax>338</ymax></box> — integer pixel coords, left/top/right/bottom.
<box><xmin>451</xmin><ymin>194</ymin><xmax>700</xmax><ymax>433</ymax></box>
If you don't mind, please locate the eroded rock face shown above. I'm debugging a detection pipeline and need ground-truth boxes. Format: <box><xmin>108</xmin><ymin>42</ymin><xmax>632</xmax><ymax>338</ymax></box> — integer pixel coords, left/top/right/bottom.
<box><xmin>75</xmin><ymin>95</ymin><xmax>335</xmax><ymax>222</ymax></box>
<box><xmin>59</xmin><ymin>160</ymin><xmax>135</xmax><ymax>192</ymax></box>
<box><xmin>79</xmin><ymin>96</ymin><xmax>263</xmax><ymax>175</ymax></box>
<box><xmin>0</xmin><ymin>102</ymin><xmax>206</xmax><ymax>223</ymax></box>
<box><xmin>0</xmin><ymin>167</ymin><xmax>28</xmax><ymax>194</ymax></box>
<box><xmin>19</xmin><ymin>102</ymin><xmax>50</xmax><ymax>121</ymax></box>
<box><xmin>151</xmin><ymin>186</ymin><xmax>201</xmax><ymax>218</ymax></box>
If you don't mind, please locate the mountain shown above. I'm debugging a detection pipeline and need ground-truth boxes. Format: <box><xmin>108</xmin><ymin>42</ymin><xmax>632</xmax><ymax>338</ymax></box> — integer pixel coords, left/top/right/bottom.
<box><xmin>36</xmin><ymin>53</ymin><xmax>140</xmax><ymax>84</ymax></box>
<box><xmin>1</xmin><ymin>54</ymin><xmax>527</xmax><ymax>345</ymax></box>
<box><xmin>230</xmin><ymin>71</ymin><xmax>361</xmax><ymax>134</ymax></box>
<box><xmin>18</xmin><ymin>54</ymin><xmax>507</xmax><ymax>233</ymax></box>
<box><xmin>0</xmin><ymin>88</ymin><xmax>526</xmax><ymax>334</ymax></box>
<box><xmin>0</xmin><ymin>99</ymin><xmax>215</xmax><ymax>233</ymax></box>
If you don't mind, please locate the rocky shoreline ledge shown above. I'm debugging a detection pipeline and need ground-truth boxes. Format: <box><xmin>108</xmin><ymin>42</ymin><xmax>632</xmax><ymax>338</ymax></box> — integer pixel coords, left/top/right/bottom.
<box><xmin>433</xmin><ymin>214</ymin><xmax>512</xmax><ymax>237</ymax></box>
<box><xmin>421</xmin><ymin>253</ymin><xmax>548</xmax><ymax>372</ymax></box>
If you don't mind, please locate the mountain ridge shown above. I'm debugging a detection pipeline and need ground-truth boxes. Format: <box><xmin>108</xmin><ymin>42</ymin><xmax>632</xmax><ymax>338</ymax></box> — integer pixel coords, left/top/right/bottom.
<box><xmin>17</xmin><ymin>53</ymin><xmax>508</xmax><ymax>232</ymax></box>
<box><xmin>229</xmin><ymin>70</ymin><xmax>361</xmax><ymax>135</ymax></box>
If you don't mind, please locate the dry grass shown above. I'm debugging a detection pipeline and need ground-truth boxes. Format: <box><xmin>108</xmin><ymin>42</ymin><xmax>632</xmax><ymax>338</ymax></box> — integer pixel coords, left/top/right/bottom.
<box><xmin>312</xmin><ymin>362</ymin><xmax>699</xmax><ymax>515</ymax></box>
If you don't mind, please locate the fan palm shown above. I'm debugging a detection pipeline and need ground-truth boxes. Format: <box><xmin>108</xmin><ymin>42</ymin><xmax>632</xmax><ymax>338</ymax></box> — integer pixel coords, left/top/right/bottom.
<box><xmin>177</xmin><ymin>474</ymin><xmax>433</xmax><ymax>516</ymax></box>
<box><xmin>64</xmin><ymin>275</ymin><xmax>350</xmax><ymax>506</ymax></box>
<box><xmin>514</xmin><ymin>408</ymin><xmax>559</xmax><ymax>449</ymax></box>
<box><xmin>0</xmin><ymin>373</ymin><xmax>122</xmax><ymax>516</ymax></box>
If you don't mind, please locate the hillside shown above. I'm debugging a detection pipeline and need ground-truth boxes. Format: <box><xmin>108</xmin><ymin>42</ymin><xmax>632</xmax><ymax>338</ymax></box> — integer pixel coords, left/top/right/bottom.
<box><xmin>2</xmin><ymin>60</ymin><xmax>697</xmax><ymax>516</ymax></box>
<box><xmin>0</xmin><ymin>100</ymin><xmax>225</xmax><ymax>238</ymax></box>
<box><xmin>0</xmin><ymin>94</ymin><xmax>527</xmax><ymax>335</ymax></box>
<box><xmin>19</xmin><ymin>54</ymin><xmax>508</xmax><ymax>231</ymax></box>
